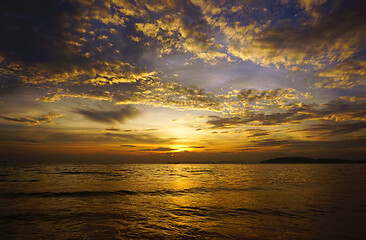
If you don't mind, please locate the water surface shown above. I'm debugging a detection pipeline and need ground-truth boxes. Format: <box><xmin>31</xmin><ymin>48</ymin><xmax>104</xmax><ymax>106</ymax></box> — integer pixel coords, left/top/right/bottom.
<box><xmin>0</xmin><ymin>164</ymin><xmax>365</xmax><ymax>239</ymax></box>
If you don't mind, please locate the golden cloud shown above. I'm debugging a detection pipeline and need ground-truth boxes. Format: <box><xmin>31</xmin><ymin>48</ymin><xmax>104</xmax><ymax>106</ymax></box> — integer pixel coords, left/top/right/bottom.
<box><xmin>316</xmin><ymin>60</ymin><xmax>366</xmax><ymax>88</ymax></box>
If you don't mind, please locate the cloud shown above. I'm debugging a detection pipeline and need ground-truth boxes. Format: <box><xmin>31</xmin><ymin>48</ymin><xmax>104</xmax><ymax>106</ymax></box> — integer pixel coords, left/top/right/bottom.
<box><xmin>207</xmin><ymin>107</ymin><xmax>313</xmax><ymax>128</ymax></box>
<box><xmin>140</xmin><ymin>147</ymin><xmax>176</xmax><ymax>152</ymax></box>
<box><xmin>38</xmin><ymin>89</ymin><xmax>115</xmax><ymax>102</ymax></box>
<box><xmin>9</xmin><ymin>138</ymin><xmax>42</xmax><ymax>143</ymax></box>
<box><xmin>237</xmin><ymin>88</ymin><xmax>296</xmax><ymax>102</ymax></box>
<box><xmin>304</xmin><ymin>121</ymin><xmax>366</xmax><ymax>135</ymax></box>
<box><xmin>106</xmin><ymin>132</ymin><xmax>176</xmax><ymax>144</ymax></box>
<box><xmin>250</xmin><ymin>139</ymin><xmax>291</xmax><ymax>147</ymax></box>
<box><xmin>134</xmin><ymin>0</ymin><xmax>225</xmax><ymax>63</ymax></box>
<box><xmin>105</xmin><ymin>128</ymin><xmax>120</xmax><ymax>131</ymax></box>
<box><xmin>297</xmin><ymin>0</ymin><xmax>327</xmax><ymax>11</ymax></box>
<box><xmin>225</xmin><ymin>0</ymin><xmax>366</xmax><ymax>68</ymax></box>
<box><xmin>120</xmin><ymin>144</ymin><xmax>137</xmax><ymax>147</ymax></box>
<box><xmin>248</xmin><ymin>138</ymin><xmax>366</xmax><ymax>150</ymax></box>
<box><xmin>318</xmin><ymin>98</ymin><xmax>366</xmax><ymax>121</ymax></box>
<box><xmin>38</xmin><ymin>82</ymin><xmax>304</xmax><ymax>116</ymax></box>
<box><xmin>0</xmin><ymin>0</ymin><xmax>86</xmax><ymax>65</ymax></box>
<box><xmin>0</xmin><ymin>114</ymin><xmax>63</xmax><ymax>126</ymax></box>
<box><xmin>187</xmin><ymin>145</ymin><xmax>206</xmax><ymax>148</ymax></box>
<box><xmin>338</xmin><ymin>96</ymin><xmax>366</xmax><ymax>102</ymax></box>
<box><xmin>207</xmin><ymin>97</ymin><xmax>366</xmax><ymax>128</ymax></box>
<box><xmin>316</xmin><ymin>59</ymin><xmax>366</xmax><ymax>88</ymax></box>
<box><xmin>76</xmin><ymin>106</ymin><xmax>139</xmax><ymax>123</ymax></box>
<box><xmin>0</xmin><ymin>0</ymin><xmax>158</xmax><ymax>88</ymax></box>
<box><xmin>4</xmin><ymin>0</ymin><xmax>360</xmax><ymax>118</ymax></box>
<box><xmin>15</xmin><ymin>61</ymin><xmax>157</xmax><ymax>85</ymax></box>
<box><xmin>245</xmin><ymin>129</ymin><xmax>270</xmax><ymax>138</ymax></box>
<box><xmin>1</xmin><ymin>0</ymin><xmax>365</xmax><ymax>91</ymax></box>
<box><xmin>38</xmin><ymin>79</ymin><xmax>224</xmax><ymax>112</ymax></box>
<box><xmin>0</xmin><ymin>1</ymin><xmax>364</xmax><ymax>150</ymax></box>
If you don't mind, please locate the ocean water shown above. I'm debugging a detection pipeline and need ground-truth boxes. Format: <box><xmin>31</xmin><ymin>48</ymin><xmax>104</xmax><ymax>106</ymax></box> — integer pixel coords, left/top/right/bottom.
<box><xmin>0</xmin><ymin>164</ymin><xmax>365</xmax><ymax>240</ymax></box>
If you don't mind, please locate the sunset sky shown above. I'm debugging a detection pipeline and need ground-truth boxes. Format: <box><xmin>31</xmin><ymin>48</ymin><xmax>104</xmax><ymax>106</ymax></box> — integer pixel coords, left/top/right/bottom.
<box><xmin>0</xmin><ymin>0</ymin><xmax>365</xmax><ymax>163</ymax></box>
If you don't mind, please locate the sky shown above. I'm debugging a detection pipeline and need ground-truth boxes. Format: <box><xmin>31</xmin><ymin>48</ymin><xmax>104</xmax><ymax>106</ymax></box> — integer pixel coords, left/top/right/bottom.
<box><xmin>0</xmin><ymin>0</ymin><xmax>365</xmax><ymax>163</ymax></box>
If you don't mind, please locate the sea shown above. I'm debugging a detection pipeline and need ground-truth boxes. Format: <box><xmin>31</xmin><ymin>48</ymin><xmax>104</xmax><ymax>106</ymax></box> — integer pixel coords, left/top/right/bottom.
<box><xmin>0</xmin><ymin>163</ymin><xmax>365</xmax><ymax>240</ymax></box>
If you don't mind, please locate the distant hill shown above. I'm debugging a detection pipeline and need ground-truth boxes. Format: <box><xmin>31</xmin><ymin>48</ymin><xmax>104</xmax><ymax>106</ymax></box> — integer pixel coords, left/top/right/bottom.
<box><xmin>260</xmin><ymin>157</ymin><xmax>366</xmax><ymax>164</ymax></box>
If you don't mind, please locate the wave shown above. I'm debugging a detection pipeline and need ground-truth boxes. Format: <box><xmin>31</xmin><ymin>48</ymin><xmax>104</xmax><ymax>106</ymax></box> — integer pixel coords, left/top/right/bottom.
<box><xmin>186</xmin><ymin>169</ymin><xmax>214</xmax><ymax>173</ymax></box>
<box><xmin>56</xmin><ymin>171</ymin><xmax>112</xmax><ymax>175</ymax></box>
<box><xmin>167</xmin><ymin>206</ymin><xmax>299</xmax><ymax>220</ymax></box>
<box><xmin>0</xmin><ymin>211</ymin><xmax>144</xmax><ymax>222</ymax></box>
<box><xmin>0</xmin><ymin>179</ymin><xmax>40</xmax><ymax>183</ymax></box>
<box><xmin>0</xmin><ymin>174</ymin><xmax>11</xmax><ymax>177</ymax></box>
<box><xmin>1</xmin><ymin>190</ymin><xmax>138</xmax><ymax>198</ymax></box>
<box><xmin>0</xmin><ymin>186</ymin><xmax>270</xmax><ymax>199</ymax></box>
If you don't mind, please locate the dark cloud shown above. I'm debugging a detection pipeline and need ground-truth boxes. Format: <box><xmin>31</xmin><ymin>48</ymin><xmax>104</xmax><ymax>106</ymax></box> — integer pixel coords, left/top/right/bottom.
<box><xmin>319</xmin><ymin>98</ymin><xmax>366</xmax><ymax>117</ymax></box>
<box><xmin>0</xmin><ymin>0</ymin><xmax>153</xmax><ymax>87</ymax></box>
<box><xmin>315</xmin><ymin>59</ymin><xmax>366</xmax><ymax>88</ymax></box>
<box><xmin>0</xmin><ymin>116</ymin><xmax>40</xmax><ymax>125</ymax></box>
<box><xmin>76</xmin><ymin>106</ymin><xmax>139</xmax><ymax>123</ymax></box>
<box><xmin>207</xmin><ymin>98</ymin><xmax>366</xmax><ymax>128</ymax></box>
<box><xmin>10</xmin><ymin>138</ymin><xmax>42</xmax><ymax>143</ymax></box>
<box><xmin>249</xmin><ymin>132</ymin><xmax>270</xmax><ymax>137</ymax></box>
<box><xmin>245</xmin><ymin>129</ymin><xmax>270</xmax><ymax>137</ymax></box>
<box><xmin>140</xmin><ymin>147</ymin><xmax>176</xmax><ymax>152</ymax></box>
<box><xmin>207</xmin><ymin>109</ymin><xmax>312</xmax><ymax>128</ymax></box>
<box><xmin>181</xmin><ymin>1</ymin><xmax>209</xmax><ymax>37</ymax></box>
<box><xmin>0</xmin><ymin>114</ymin><xmax>62</xmax><ymax>126</ymax></box>
<box><xmin>257</xmin><ymin>0</ymin><xmax>366</xmax><ymax>60</ymax></box>
<box><xmin>120</xmin><ymin>144</ymin><xmax>137</xmax><ymax>147</ymax></box>
<box><xmin>251</xmin><ymin>139</ymin><xmax>291</xmax><ymax>147</ymax></box>
<box><xmin>105</xmin><ymin>128</ymin><xmax>120</xmax><ymax>131</ymax></box>
<box><xmin>305</xmin><ymin>121</ymin><xmax>366</xmax><ymax>135</ymax></box>
<box><xmin>0</xmin><ymin>0</ymin><xmax>86</xmax><ymax>65</ymax></box>
<box><xmin>237</xmin><ymin>88</ymin><xmax>294</xmax><ymax>102</ymax></box>
<box><xmin>239</xmin><ymin>148</ymin><xmax>257</xmax><ymax>151</ymax></box>
<box><xmin>106</xmin><ymin>132</ymin><xmax>175</xmax><ymax>144</ymax></box>
<box><xmin>248</xmin><ymin>138</ymin><xmax>366</xmax><ymax>150</ymax></box>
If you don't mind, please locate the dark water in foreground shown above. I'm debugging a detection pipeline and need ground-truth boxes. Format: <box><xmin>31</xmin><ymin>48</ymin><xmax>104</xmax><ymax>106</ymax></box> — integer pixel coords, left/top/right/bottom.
<box><xmin>0</xmin><ymin>164</ymin><xmax>365</xmax><ymax>240</ymax></box>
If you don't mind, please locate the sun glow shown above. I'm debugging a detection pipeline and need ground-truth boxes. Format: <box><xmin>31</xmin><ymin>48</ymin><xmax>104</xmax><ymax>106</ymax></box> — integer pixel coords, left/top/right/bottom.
<box><xmin>171</xmin><ymin>145</ymin><xmax>191</xmax><ymax>152</ymax></box>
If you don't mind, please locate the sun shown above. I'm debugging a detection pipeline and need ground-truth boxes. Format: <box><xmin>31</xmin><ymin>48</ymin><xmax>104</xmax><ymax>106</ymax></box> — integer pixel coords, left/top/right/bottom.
<box><xmin>172</xmin><ymin>145</ymin><xmax>188</xmax><ymax>152</ymax></box>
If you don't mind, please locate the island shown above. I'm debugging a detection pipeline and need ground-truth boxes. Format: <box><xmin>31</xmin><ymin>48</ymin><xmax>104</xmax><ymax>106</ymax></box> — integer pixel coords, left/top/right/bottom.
<box><xmin>260</xmin><ymin>157</ymin><xmax>366</xmax><ymax>164</ymax></box>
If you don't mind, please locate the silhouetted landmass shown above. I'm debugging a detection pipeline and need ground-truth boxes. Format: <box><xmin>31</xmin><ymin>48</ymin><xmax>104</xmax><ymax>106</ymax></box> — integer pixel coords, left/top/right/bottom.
<box><xmin>260</xmin><ymin>157</ymin><xmax>366</xmax><ymax>164</ymax></box>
